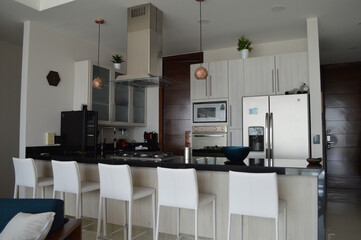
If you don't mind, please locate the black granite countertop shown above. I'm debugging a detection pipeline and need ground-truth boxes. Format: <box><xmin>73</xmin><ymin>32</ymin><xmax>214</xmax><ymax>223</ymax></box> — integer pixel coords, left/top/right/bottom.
<box><xmin>27</xmin><ymin>151</ymin><xmax>324</xmax><ymax>176</ymax></box>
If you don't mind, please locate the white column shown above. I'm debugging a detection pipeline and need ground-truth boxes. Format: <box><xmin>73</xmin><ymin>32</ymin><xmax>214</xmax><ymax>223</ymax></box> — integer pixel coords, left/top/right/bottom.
<box><xmin>307</xmin><ymin>17</ymin><xmax>324</xmax><ymax>158</ymax></box>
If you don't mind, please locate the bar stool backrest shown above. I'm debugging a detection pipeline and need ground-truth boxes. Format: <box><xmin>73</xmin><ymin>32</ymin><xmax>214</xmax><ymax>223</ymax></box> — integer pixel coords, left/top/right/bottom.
<box><xmin>157</xmin><ymin>167</ymin><xmax>198</xmax><ymax>209</ymax></box>
<box><xmin>98</xmin><ymin>164</ymin><xmax>133</xmax><ymax>201</ymax></box>
<box><xmin>229</xmin><ymin>171</ymin><xmax>278</xmax><ymax>219</ymax></box>
<box><xmin>13</xmin><ymin>157</ymin><xmax>37</xmax><ymax>188</ymax></box>
<box><xmin>51</xmin><ymin>160</ymin><xmax>81</xmax><ymax>194</ymax></box>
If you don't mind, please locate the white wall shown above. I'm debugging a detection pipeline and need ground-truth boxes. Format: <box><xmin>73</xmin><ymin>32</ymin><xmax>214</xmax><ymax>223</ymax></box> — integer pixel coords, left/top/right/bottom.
<box><xmin>0</xmin><ymin>40</ymin><xmax>22</xmax><ymax>197</ymax></box>
<box><xmin>204</xmin><ymin>38</ymin><xmax>307</xmax><ymax>62</ymax></box>
<box><xmin>19</xmin><ymin>21</ymin><xmax>121</xmax><ymax>156</ymax></box>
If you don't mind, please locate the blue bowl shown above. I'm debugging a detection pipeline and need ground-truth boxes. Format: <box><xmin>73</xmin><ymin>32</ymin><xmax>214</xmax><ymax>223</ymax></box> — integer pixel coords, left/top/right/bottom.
<box><xmin>222</xmin><ymin>146</ymin><xmax>250</xmax><ymax>162</ymax></box>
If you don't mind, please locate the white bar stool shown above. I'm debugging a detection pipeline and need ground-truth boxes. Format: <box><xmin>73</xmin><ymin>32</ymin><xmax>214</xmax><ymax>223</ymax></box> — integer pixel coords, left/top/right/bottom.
<box><xmin>51</xmin><ymin>160</ymin><xmax>100</xmax><ymax>219</ymax></box>
<box><xmin>97</xmin><ymin>163</ymin><xmax>156</xmax><ymax>240</ymax></box>
<box><xmin>13</xmin><ymin>157</ymin><xmax>53</xmax><ymax>198</ymax></box>
<box><xmin>227</xmin><ymin>171</ymin><xmax>287</xmax><ymax>240</ymax></box>
<box><xmin>156</xmin><ymin>167</ymin><xmax>216</xmax><ymax>240</ymax></box>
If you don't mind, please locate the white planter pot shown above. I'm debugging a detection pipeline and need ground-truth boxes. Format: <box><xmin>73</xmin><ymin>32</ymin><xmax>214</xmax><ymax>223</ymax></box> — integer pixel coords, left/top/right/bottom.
<box><xmin>240</xmin><ymin>49</ymin><xmax>249</xmax><ymax>59</ymax></box>
<box><xmin>114</xmin><ymin>63</ymin><xmax>121</xmax><ymax>69</ymax></box>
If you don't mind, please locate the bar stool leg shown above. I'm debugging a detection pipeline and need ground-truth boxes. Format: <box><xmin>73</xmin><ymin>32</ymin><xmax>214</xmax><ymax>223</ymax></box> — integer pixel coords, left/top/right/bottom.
<box><xmin>128</xmin><ymin>201</ymin><xmax>133</xmax><ymax>240</ymax></box>
<box><xmin>195</xmin><ymin>209</ymin><xmax>198</xmax><ymax>240</ymax></box>
<box><xmin>240</xmin><ymin>215</ymin><xmax>243</xmax><ymax>240</ymax></box>
<box><xmin>96</xmin><ymin>196</ymin><xmax>102</xmax><ymax>238</ymax></box>
<box><xmin>152</xmin><ymin>193</ymin><xmax>156</xmax><ymax>240</ymax></box>
<box><xmin>103</xmin><ymin>198</ymin><xmax>107</xmax><ymax>236</ymax></box>
<box><xmin>176</xmin><ymin>207</ymin><xmax>180</xmax><ymax>238</ymax></box>
<box><xmin>155</xmin><ymin>205</ymin><xmax>160</xmax><ymax>240</ymax></box>
<box><xmin>227</xmin><ymin>213</ymin><xmax>231</xmax><ymax>240</ymax></box>
<box><xmin>124</xmin><ymin>201</ymin><xmax>127</xmax><ymax>240</ymax></box>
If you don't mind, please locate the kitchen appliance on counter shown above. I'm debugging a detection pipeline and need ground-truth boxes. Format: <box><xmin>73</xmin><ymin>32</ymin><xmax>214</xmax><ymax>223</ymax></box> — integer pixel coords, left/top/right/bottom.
<box><xmin>61</xmin><ymin>110</ymin><xmax>98</xmax><ymax>156</ymax></box>
<box><xmin>243</xmin><ymin>94</ymin><xmax>310</xmax><ymax>161</ymax></box>
<box><xmin>193</xmin><ymin>101</ymin><xmax>227</xmax><ymax>123</ymax></box>
<box><xmin>110</xmin><ymin>151</ymin><xmax>179</xmax><ymax>162</ymax></box>
<box><xmin>144</xmin><ymin>131</ymin><xmax>159</xmax><ymax>150</ymax></box>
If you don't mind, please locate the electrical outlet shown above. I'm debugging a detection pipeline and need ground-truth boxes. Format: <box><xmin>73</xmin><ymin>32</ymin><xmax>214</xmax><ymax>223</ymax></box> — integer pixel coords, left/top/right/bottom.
<box><xmin>313</xmin><ymin>134</ymin><xmax>320</xmax><ymax>144</ymax></box>
<box><xmin>46</xmin><ymin>132</ymin><xmax>55</xmax><ymax>145</ymax></box>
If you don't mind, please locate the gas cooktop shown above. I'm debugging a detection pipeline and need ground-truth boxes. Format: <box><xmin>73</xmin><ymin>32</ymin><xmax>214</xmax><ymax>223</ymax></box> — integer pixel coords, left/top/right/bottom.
<box><xmin>110</xmin><ymin>151</ymin><xmax>177</xmax><ymax>162</ymax></box>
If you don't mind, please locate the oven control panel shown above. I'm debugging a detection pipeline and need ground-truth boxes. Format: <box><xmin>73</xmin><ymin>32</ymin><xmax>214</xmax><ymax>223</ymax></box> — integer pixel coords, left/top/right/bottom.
<box><xmin>192</xmin><ymin>125</ymin><xmax>228</xmax><ymax>133</ymax></box>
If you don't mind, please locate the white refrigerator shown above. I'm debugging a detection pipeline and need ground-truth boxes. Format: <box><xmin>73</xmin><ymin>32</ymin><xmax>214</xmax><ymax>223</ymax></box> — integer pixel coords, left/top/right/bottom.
<box><xmin>243</xmin><ymin>94</ymin><xmax>310</xmax><ymax>160</ymax></box>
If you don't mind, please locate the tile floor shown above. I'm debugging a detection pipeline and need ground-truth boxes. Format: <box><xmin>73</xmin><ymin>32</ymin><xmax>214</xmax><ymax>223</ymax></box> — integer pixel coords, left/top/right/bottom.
<box><xmin>80</xmin><ymin>188</ymin><xmax>361</xmax><ymax>240</ymax></box>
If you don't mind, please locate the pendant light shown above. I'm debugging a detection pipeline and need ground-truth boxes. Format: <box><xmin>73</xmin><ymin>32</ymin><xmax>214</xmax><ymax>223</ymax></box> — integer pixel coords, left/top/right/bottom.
<box><xmin>194</xmin><ymin>0</ymin><xmax>208</xmax><ymax>80</ymax></box>
<box><xmin>92</xmin><ymin>18</ymin><xmax>104</xmax><ymax>89</ymax></box>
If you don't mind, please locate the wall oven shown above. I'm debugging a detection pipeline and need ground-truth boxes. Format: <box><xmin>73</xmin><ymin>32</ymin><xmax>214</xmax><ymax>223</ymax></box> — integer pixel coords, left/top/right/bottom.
<box><xmin>193</xmin><ymin>101</ymin><xmax>227</xmax><ymax>123</ymax></box>
<box><xmin>191</xmin><ymin>125</ymin><xmax>228</xmax><ymax>150</ymax></box>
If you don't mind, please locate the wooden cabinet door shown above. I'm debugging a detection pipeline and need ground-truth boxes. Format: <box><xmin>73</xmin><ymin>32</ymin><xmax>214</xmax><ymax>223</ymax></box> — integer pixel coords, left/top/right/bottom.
<box><xmin>228</xmin><ymin>59</ymin><xmax>244</xmax><ymax>129</ymax></box>
<box><xmin>276</xmin><ymin>52</ymin><xmax>309</xmax><ymax>94</ymax></box>
<box><xmin>208</xmin><ymin>61</ymin><xmax>228</xmax><ymax>99</ymax></box>
<box><xmin>190</xmin><ymin>63</ymin><xmax>208</xmax><ymax>100</ymax></box>
<box><xmin>244</xmin><ymin>56</ymin><xmax>275</xmax><ymax>96</ymax></box>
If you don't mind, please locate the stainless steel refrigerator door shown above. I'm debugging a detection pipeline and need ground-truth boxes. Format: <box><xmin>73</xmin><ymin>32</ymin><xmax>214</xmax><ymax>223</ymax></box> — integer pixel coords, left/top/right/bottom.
<box><xmin>270</xmin><ymin>94</ymin><xmax>310</xmax><ymax>159</ymax></box>
<box><xmin>242</xmin><ymin>96</ymin><xmax>269</xmax><ymax>159</ymax></box>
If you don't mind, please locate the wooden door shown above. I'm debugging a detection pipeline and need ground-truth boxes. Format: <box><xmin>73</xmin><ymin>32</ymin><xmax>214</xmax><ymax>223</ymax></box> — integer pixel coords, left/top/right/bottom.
<box><xmin>160</xmin><ymin>52</ymin><xmax>203</xmax><ymax>155</ymax></box>
<box><xmin>322</xmin><ymin>62</ymin><xmax>361</xmax><ymax>189</ymax></box>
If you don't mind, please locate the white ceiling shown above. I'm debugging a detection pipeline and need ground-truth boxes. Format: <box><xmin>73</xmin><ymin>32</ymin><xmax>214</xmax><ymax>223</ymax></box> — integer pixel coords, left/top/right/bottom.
<box><xmin>1</xmin><ymin>0</ymin><xmax>361</xmax><ymax>64</ymax></box>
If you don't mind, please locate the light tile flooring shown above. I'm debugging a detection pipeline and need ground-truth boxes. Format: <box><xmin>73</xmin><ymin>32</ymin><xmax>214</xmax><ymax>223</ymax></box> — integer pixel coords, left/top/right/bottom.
<box><xmin>79</xmin><ymin>188</ymin><xmax>361</xmax><ymax>240</ymax></box>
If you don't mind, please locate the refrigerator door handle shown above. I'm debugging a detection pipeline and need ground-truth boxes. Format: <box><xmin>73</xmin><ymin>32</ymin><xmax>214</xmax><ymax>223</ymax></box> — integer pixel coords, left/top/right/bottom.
<box><xmin>270</xmin><ymin>112</ymin><xmax>274</xmax><ymax>161</ymax></box>
<box><xmin>265</xmin><ymin>112</ymin><xmax>269</xmax><ymax>160</ymax></box>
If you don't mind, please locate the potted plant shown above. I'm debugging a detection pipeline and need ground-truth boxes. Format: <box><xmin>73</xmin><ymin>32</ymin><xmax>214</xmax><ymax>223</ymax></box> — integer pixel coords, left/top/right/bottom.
<box><xmin>111</xmin><ymin>54</ymin><xmax>124</xmax><ymax>69</ymax></box>
<box><xmin>237</xmin><ymin>35</ymin><xmax>253</xmax><ymax>59</ymax></box>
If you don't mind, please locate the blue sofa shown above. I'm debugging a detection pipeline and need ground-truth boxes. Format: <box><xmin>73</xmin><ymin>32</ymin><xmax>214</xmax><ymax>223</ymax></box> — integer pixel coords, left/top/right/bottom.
<box><xmin>0</xmin><ymin>198</ymin><xmax>81</xmax><ymax>240</ymax></box>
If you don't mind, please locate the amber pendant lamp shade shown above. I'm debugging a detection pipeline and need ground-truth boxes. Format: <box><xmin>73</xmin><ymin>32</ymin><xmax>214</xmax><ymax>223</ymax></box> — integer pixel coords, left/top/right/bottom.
<box><xmin>92</xmin><ymin>18</ymin><xmax>104</xmax><ymax>89</ymax></box>
<box><xmin>194</xmin><ymin>0</ymin><xmax>208</xmax><ymax>80</ymax></box>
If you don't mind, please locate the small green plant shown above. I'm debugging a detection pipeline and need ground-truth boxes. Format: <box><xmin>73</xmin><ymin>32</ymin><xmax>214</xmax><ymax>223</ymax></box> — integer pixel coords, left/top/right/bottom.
<box><xmin>237</xmin><ymin>35</ymin><xmax>253</xmax><ymax>52</ymax></box>
<box><xmin>111</xmin><ymin>54</ymin><xmax>124</xmax><ymax>63</ymax></box>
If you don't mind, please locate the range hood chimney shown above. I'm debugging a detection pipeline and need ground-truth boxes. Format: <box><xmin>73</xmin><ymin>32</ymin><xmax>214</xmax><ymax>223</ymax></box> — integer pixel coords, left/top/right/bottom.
<box><xmin>116</xmin><ymin>3</ymin><xmax>173</xmax><ymax>87</ymax></box>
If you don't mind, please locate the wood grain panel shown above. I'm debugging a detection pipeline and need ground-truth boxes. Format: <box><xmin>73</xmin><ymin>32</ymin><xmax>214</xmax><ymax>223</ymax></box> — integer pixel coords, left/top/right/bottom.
<box><xmin>161</xmin><ymin>52</ymin><xmax>203</xmax><ymax>154</ymax></box>
<box><xmin>322</xmin><ymin>61</ymin><xmax>361</xmax><ymax>189</ymax></box>
<box><xmin>165</xmin><ymin>119</ymin><xmax>191</xmax><ymax>135</ymax></box>
<box><xmin>329</xmin><ymin>134</ymin><xmax>361</xmax><ymax>148</ymax></box>
<box><xmin>324</xmin><ymin>94</ymin><xmax>361</xmax><ymax>107</ymax></box>
<box><xmin>325</xmin><ymin>108</ymin><xmax>361</xmax><ymax>121</ymax></box>
<box><xmin>326</xmin><ymin>148</ymin><xmax>361</xmax><ymax>161</ymax></box>
<box><xmin>327</xmin><ymin>161</ymin><xmax>361</xmax><ymax>175</ymax></box>
<box><xmin>164</xmin><ymin>105</ymin><xmax>191</xmax><ymax>120</ymax></box>
<box><xmin>164</xmin><ymin>89</ymin><xmax>190</xmax><ymax>105</ymax></box>
<box><xmin>325</xmin><ymin>120</ymin><xmax>361</xmax><ymax>134</ymax></box>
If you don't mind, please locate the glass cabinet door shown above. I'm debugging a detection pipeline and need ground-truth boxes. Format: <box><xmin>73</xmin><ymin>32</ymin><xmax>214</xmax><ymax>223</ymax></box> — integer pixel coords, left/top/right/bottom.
<box><xmin>133</xmin><ymin>87</ymin><xmax>145</xmax><ymax>124</ymax></box>
<box><xmin>114</xmin><ymin>72</ymin><xmax>129</xmax><ymax>123</ymax></box>
<box><xmin>92</xmin><ymin>65</ymin><xmax>110</xmax><ymax>121</ymax></box>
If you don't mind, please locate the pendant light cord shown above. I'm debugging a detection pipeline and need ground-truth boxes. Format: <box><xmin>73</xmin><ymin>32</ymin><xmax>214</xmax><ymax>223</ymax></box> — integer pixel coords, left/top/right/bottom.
<box><xmin>199</xmin><ymin>0</ymin><xmax>202</xmax><ymax>52</ymax></box>
<box><xmin>97</xmin><ymin>22</ymin><xmax>101</xmax><ymax>71</ymax></box>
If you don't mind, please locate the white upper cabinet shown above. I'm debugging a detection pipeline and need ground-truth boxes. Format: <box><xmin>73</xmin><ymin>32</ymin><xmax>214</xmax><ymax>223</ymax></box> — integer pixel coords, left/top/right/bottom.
<box><xmin>275</xmin><ymin>52</ymin><xmax>309</xmax><ymax>94</ymax></box>
<box><xmin>244</xmin><ymin>56</ymin><xmax>275</xmax><ymax>96</ymax></box>
<box><xmin>228</xmin><ymin>59</ymin><xmax>245</xmax><ymax>129</ymax></box>
<box><xmin>191</xmin><ymin>61</ymin><xmax>228</xmax><ymax>100</ymax></box>
<box><xmin>244</xmin><ymin>52</ymin><xmax>309</xmax><ymax>96</ymax></box>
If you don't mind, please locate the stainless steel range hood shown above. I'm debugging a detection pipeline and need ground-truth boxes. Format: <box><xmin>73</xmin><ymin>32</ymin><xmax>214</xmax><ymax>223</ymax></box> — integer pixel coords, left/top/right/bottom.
<box><xmin>116</xmin><ymin>3</ymin><xmax>173</xmax><ymax>88</ymax></box>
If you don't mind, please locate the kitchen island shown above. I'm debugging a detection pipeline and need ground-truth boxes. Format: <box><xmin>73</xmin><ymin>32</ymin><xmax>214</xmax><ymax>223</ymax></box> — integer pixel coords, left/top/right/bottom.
<box><xmin>28</xmin><ymin>152</ymin><xmax>324</xmax><ymax>240</ymax></box>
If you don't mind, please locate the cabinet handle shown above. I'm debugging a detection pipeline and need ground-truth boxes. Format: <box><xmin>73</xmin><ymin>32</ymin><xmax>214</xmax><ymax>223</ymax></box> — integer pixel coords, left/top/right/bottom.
<box><xmin>230</xmin><ymin>105</ymin><xmax>232</xmax><ymax>127</ymax></box>
<box><xmin>272</xmin><ymin>69</ymin><xmax>275</xmax><ymax>93</ymax></box>
<box><xmin>277</xmin><ymin>69</ymin><xmax>280</xmax><ymax>93</ymax></box>
<box><xmin>209</xmin><ymin>76</ymin><xmax>212</xmax><ymax>96</ymax></box>
<box><xmin>205</xmin><ymin>77</ymin><xmax>208</xmax><ymax>96</ymax></box>
<box><xmin>229</xmin><ymin>131</ymin><xmax>232</xmax><ymax>146</ymax></box>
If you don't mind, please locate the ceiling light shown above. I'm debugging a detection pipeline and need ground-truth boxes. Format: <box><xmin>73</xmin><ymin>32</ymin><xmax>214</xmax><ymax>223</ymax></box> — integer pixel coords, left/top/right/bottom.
<box><xmin>271</xmin><ymin>4</ymin><xmax>287</xmax><ymax>12</ymax></box>
<box><xmin>194</xmin><ymin>0</ymin><xmax>208</xmax><ymax>80</ymax></box>
<box><xmin>92</xmin><ymin>19</ymin><xmax>104</xmax><ymax>89</ymax></box>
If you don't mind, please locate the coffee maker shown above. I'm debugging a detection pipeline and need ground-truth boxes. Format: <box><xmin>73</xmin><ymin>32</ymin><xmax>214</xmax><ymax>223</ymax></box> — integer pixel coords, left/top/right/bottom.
<box><xmin>144</xmin><ymin>131</ymin><xmax>159</xmax><ymax>151</ymax></box>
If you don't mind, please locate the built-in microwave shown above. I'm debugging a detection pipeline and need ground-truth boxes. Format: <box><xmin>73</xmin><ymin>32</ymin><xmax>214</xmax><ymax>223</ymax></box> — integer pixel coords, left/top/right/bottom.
<box><xmin>193</xmin><ymin>101</ymin><xmax>227</xmax><ymax>123</ymax></box>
